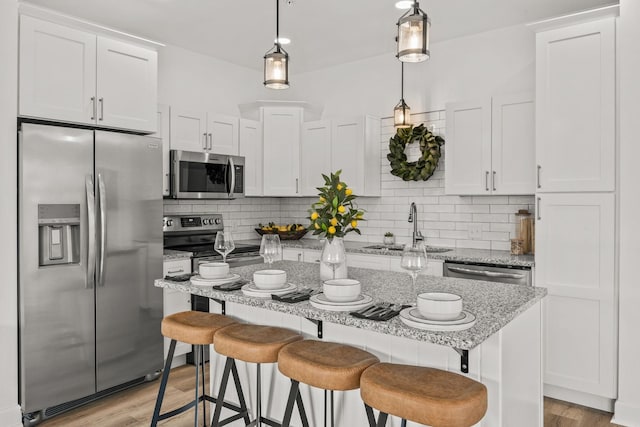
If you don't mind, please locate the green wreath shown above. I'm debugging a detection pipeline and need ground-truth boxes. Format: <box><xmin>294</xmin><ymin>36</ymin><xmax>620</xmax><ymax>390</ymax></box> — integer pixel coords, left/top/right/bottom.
<box><xmin>387</xmin><ymin>124</ymin><xmax>445</xmax><ymax>181</ymax></box>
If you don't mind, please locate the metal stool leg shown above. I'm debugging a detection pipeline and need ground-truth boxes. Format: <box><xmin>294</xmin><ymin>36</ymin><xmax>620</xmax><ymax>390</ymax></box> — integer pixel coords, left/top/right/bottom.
<box><xmin>151</xmin><ymin>339</ymin><xmax>176</xmax><ymax>427</ymax></box>
<box><xmin>200</xmin><ymin>345</ymin><xmax>207</xmax><ymax>427</ymax></box>
<box><xmin>281</xmin><ymin>380</ymin><xmax>300</xmax><ymax>427</ymax></box>
<box><xmin>211</xmin><ymin>357</ymin><xmax>233</xmax><ymax>425</ymax></box>
<box><xmin>401</xmin><ymin>419</ymin><xmax>407</xmax><ymax>427</ymax></box>
<box><xmin>364</xmin><ymin>404</ymin><xmax>377</xmax><ymax>427</ymax></box>
<box><xmin>194</xmin><ymin>345</ymin><xmax>200</xmax><ymax>427</ymax></box>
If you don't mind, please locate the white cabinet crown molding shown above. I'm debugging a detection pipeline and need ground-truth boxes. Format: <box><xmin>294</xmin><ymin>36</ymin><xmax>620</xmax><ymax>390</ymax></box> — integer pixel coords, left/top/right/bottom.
<box><xmin>526</xmin><ymin>4</ymin><xmax>619</xmax><ymax>33</ymax></box>
<box><xmin>19</xmin><ymin>2</ymin><xmax>164</xmax><ymax>49</ymax></box>
<box><xmin>239</xmin><ymin>100</ymin><xmax>323</xmax><ymax>122</ymax></box>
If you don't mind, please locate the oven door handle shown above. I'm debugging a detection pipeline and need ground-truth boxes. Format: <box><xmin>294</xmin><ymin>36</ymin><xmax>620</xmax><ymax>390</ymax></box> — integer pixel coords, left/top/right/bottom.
<box><xmin>447</xmin><ymin>266</ymin><xmax>525</xmax><ymax>279</ymax></box>
<box><xmin>228</xmin><ymin>157</ymin><xmax>236</xmax><ymax>199</ymax></box>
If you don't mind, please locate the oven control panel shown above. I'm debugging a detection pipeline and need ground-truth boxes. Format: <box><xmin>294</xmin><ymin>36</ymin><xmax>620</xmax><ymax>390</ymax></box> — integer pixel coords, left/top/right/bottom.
<box><xmin>163</xmin><ymin>214</ymin><xmax>223</xmax><ymax>233</ymax></box>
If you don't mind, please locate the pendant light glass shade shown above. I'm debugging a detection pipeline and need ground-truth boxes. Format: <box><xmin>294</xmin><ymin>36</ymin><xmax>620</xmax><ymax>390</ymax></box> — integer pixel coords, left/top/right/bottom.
<box><xmin>397</xmin><ymin>2</ymin><xmax>430</xmax><ymax>63</ymax></box>
<box><xmin>264</xmin><ymin>48</ymin><xmax>289</xmax><ymax>89</ymax></box>
<box><xmin>394</xmin><ymin>63</ymin><xmax>411</xmax><ymax>128</ymax></box>
<box><xmin>264</xmin><ymin>0</ymin><xmax>289</xmax><ymax>89</ymax></box>
<box><xmin>394</xmin><ymin>100</ymin><xmax>411</xmax><ymax>128</ymax></box>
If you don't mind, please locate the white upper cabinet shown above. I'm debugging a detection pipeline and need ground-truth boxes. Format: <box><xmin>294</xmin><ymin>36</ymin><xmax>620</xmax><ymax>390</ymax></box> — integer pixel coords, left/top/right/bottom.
<box><xmin>208</xmin><ymin>114</ymin><xmax>239</xmax><ymax>155</ymax></box>
<box><xmin>301</xmin><ymin>120</ymin><xmax>332</xmax><ymax>196</ymax></box>
<box><xmin>96</xmin><ymin>37</ymin><xmax>157</xmax><ymax>133</ymax></box>
<box><xmin>535</xmin><ymin>193</ymin><xmax>616</xmax><ymax>398</ymax></box>
<box><xmin>262</xmin><ymin>107</ymin><xmax>302</xmax><ymax>197</ymax></box>
<box><xmin>445</xmin><ymin>99</ymin><xmax>492</xmax><ymax>195</ymax></box>
<box><xmin>169</xmin><ymin>108</ymin><xmax>208</xmax><ymax>152</ymax></box>
<box><xmin>19</xmin><ymin>15</ymin><xmax>158</xmax><ymax>133</ymax></box>
<box><xmin>239</xmin><ymin>119</ymin><xmax>263</xmax><ymax>196</ymax></box>
<box><xmin>445</xmin><ymin>95</ymin><xmax>534</xmax><ymax>195</ymax></box>
<box><xmin>491</xmin><ymin>93</ymin><xmax>535</xmax><ymax>194</ymax></box>
<box><xmin>535</xmin><ymin>18</ymin><xmax>615</xmax><ymax>192</ymax></box>
<box><xmin>19</xmin><ymin>15</ymin><xmax>96</xmax><ymax>125</ymax></box>
<box><xmin>331</xmin><ymin>116</ymin><xmax>381</xmax><ymax>197</ymax></box>
<box><xmin>169</xmin><ymin>109</ymin><xmax>239</xmax><ymax>155</ymax></box>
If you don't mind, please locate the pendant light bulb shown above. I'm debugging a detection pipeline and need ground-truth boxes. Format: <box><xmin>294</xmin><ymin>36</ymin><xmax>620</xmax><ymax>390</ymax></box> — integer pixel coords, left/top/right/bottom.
<box><xmin>397</xmin><ymin>1</ymin><xmax>430</xmax><ymax>63</ymax></box>
<box><xmin>264</xmin><ymin>0</ymin><xmax>290</xmax><ymax>89</ymax></box>
<box><xmin>394</xmin><ymin>63</ymin><xmax>411</xmax><ymax>128</ymax></box>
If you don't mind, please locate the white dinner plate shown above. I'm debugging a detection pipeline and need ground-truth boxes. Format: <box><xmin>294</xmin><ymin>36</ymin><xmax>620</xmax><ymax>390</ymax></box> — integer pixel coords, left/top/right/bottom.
<box><xmin>312</xmin><ymin>293</ymin><xmax>373</xmax><ymax>306</ymax></box>
<box><xmin>406</xmin><ymin>308</ymin><xmax>468</xmax><ymax>324</ymax></box>
<box><xmin>399</xmin><ymin>308</ymin><xmax>476</xmax><ymax>331</ymax></box>
<box><xmin>241</xmin><ymin>282</ymin><xmax>297</xmax><ymax>298</ymax></box>
<box><xmin>309</xmin><ymin>294</ymin><xmax>373</xmax><ymax>312</ymax></box>
<box><xmin>190</xmin><ymin>273</ymin><xmax>241</xmax><ymax>287</ymax></box>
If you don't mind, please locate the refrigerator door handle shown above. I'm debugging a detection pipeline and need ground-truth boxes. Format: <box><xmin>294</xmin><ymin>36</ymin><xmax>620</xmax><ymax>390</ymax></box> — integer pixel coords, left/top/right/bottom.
<box><xmin>97</xmin><ymin>173</ymin><xmax>107</xmax><ymax>287</ymax></box>
<box><xmin>85</xmin><ymin>176</ymin><xmax>96</xmax><ymax>289</ymax></box>
<box><xmin>228</xmin><ymin>157</ymin><xmax>236</xmax><ymax>199</ymax></box>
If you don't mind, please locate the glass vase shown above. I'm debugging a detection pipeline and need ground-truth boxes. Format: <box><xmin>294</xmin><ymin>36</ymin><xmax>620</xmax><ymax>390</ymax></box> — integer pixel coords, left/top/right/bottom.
<box><xmin>320</xmin><ymin>237</ymin><xmax>348</xmax><ymax>280</ymax></box>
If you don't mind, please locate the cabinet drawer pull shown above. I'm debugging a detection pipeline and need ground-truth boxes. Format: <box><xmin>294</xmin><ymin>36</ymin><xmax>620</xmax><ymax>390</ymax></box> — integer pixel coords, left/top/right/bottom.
<box><xmin>203</xmin><ymin>133</ymin><xmax>208</xmax><ymax>150</ymax></box>
<box><xmin>536</xmin><ymin>197</ymin><xmax>541</xmax><ymax>220</ymax></box>
<box><xmin>492</xmin><ymin>171</ymin><xmax>496</xmax><ymax>191</ymax></box>
<box><xmin>167</xmin><ymin>268</ymin><xmax>184</xmax><ymax>274</ymax></box>
<box><xmin>296</xmin><ymin>178</ymin><xmax>299</xmax><ymax>193</ymax></box>
<box><xmin>208</xmin><ymin>133</ymin><xmax>213</xmax><ymax>150</ymax></box>
<box><xmin>537</xmin><ymin>165</ymin><xmax>541</xmax><ymax>189</ymax></box>
<box><xmin>485</xmin><ymin>171</ymin><xmax>489</xmax><ymax>191</ymax></box>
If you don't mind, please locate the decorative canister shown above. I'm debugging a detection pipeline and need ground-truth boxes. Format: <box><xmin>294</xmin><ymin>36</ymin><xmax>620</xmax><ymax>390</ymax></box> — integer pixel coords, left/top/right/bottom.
<box><xmin>514</xmin><ymin>210</ymin><xmax>533</xmax><ymax>254</ymax></box>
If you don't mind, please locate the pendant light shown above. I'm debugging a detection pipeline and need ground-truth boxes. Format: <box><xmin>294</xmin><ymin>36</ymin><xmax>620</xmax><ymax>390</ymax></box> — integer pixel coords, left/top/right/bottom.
<box><xmin>396</xmin><ymin>1</ymin><xmax>430</xmax><ymax>63</ymax></box>
<box><xmin>264</xmin><ymin>0</ymin><xmax>289</xmax><ymax>89</ymax></box>
<box><xmin>394</xmin><ymin>63</ymin><xmax>411</xmax><ymax>128</ymax></box>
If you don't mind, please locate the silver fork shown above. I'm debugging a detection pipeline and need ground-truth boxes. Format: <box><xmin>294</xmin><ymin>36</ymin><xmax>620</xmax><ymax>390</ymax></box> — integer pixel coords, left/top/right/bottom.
<box><xmin>377</xmin><ymin>304</ymin><xmax>404</xmax><ymax>318</ymax></box>
<box><xmin>359</xmin><ymin>302</ymin><xmax>391</xmax><ymax>317</ymax></box>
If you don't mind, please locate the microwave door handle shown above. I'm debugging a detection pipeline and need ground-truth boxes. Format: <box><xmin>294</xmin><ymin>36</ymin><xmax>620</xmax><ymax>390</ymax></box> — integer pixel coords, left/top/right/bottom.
<box><xmin>97</xmin><ymin>173</ymin><xmax>107</xmax><ymax>287</ymax></box>
<box><xmin>228</xmin><ymin>157</ymin><xmax>236</xmax><ymax>199</ymax></box>
<box><xmin>85</xmin><ymin>176</ymin><xmax>96</xmax><ymax>289</ymax></box>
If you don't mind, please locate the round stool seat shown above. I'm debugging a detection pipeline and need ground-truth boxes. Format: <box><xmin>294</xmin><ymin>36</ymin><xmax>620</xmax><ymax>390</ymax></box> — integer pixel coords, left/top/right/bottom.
<box><xmin>161</xmin><ymin>311</ymin><xmax>236</xmax><ymax>345</ymax></box>
<box><xmin>214</xmin><ymin>324</ymin><xmax>303</xmax><ymax>363</ymax></box>
<box><xmin>278</xmin><ymin>340</ymin><xmax>379</xmax><ymax>391</ymax></box>
<box><xmin>360</xmin><ymin>363</ymin><xmax>488</xmax><ymax>427</ymax></box>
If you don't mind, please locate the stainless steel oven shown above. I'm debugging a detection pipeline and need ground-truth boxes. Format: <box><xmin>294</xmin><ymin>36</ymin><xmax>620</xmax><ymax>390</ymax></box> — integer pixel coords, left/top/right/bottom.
<box><xmin>443</xmin><ymin>262</ymin><xmax>532</xmax><ymax>286</ymax></box>
<box><xmin>170</xmin><ymin>150</ymin><xmax>245</xmax><ymax>199</ymax></box>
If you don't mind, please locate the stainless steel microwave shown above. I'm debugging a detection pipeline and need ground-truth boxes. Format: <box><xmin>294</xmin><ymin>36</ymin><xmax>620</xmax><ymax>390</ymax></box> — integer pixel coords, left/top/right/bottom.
<box><xmin>169</xmin><ymin>150</ymin><xmax>245</xmax><ymax>199</ymax></box>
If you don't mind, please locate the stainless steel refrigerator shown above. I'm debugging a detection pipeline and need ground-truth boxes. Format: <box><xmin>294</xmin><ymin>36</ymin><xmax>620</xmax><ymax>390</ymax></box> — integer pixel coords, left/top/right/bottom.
<box><xmin>18</xmin><ymin>123</ymin><xmax>164</xmax><ymax>424</ymax></box>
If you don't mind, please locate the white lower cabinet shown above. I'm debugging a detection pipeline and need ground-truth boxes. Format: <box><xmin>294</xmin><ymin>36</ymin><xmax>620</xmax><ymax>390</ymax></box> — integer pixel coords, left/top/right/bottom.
<box><xmin>162</xmin><ymin>259</ymin><xmax>192</xmax><ymax>361</ymax></box>
<box><xmin>282</xmin><ymin>248</ymin><xmax>304</xmax><ymax>262</ymax></box>
<box><xmin>535</xmin><ymin>193</ymin><xmax>616</xmax><ymax>401</ymax></box>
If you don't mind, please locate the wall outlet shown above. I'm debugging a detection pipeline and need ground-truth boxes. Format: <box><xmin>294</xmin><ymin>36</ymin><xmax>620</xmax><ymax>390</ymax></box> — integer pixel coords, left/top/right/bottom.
<box><xmin>469</xmin><ymin>224</ymin><xmax>483</xmax><ymax>240</ymax></box>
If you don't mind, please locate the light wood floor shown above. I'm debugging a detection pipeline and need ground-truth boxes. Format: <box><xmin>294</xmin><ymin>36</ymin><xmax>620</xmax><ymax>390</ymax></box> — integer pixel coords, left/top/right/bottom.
<box><xmin>39</xmin><ymin>364</ymin><xmax>620</xmax><ymax>427</ymax></box>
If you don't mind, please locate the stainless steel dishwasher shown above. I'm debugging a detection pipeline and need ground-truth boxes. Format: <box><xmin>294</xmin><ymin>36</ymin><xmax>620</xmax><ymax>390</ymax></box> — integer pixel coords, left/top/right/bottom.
<box><xmin>443</xmin><ymin>262</ymin><xmax>532</xmax><ymax>286</ymax></box>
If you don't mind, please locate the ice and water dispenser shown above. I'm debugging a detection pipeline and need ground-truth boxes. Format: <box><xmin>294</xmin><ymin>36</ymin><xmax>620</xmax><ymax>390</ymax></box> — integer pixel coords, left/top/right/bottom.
<box><xmin>38</xmin><ymin>204</ymin><xmax>80</xmax><ymax>266</ymax></box>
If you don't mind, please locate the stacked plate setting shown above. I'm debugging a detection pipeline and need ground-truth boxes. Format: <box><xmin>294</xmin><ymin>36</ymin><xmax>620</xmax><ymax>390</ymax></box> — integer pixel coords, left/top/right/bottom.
<box><xmin>399</xmin><ymin>292</ymin><xmax>476</xmax><ymax>331</ymax></box>
<box><xmin>242</xmin><ymin>269</ymin><xmax>296</xmax><ymax>298</ymax></box>
<box><xmin>310</xmin><ymin>279</ymin><xmax>373</xmax><ymax>312</ymax></box>
<box><xmin>191</xmin><ymin>262</ymin><xmax>241</xmax><ymax>287</ymax></box>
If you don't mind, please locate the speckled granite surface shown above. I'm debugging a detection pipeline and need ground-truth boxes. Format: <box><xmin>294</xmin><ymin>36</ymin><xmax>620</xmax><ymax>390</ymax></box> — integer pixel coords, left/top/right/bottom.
<box><xmin>237</xmin><ymin>238</ymin><xmax>535</xmax><ymax>267</ymax></box>
<box><xmin>163</xmin><ymin>249</ymin><xmax>192</xmax><ymax>261</ymax></box>
<box><xmin>156</xmin><ymin>260</ymin><xmax>545</xmax><ymax>350</ymax></box>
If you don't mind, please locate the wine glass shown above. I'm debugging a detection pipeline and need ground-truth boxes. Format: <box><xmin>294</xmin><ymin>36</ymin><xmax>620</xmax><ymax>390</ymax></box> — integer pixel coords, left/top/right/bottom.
<box><xmin>214</xmin><ymin>230</ymin><xmax>235</xmax><ymax>263</ymax></box>
<box><xmin>400</xmin><ymin>243</ymin><xmax>428</xmax><ymax>293</ymax></box>
<box><xmin>260</xmin><ymin>234</ymin><xmax>282</xmax><ymax>266</ymax></box>
<box><xmin>321</xmin><ymin>238</ymin><xmax>346</xmax><ymax>280</ymax></box>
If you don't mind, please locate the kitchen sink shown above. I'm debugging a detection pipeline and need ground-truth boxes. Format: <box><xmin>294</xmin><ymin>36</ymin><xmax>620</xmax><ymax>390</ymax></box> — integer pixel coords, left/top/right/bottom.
<box><xmin>363</xmin><ymin>245</ymin><xmax>452</xmax><ymax>253</ymax></box>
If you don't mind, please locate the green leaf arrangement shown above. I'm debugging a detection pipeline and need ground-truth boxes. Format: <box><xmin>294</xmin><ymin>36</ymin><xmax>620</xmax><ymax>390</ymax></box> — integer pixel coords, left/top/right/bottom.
<box><xmin>387</xmin><ymin>124</ymin><xmax>445</xmax><ymax>181</ymax></box>
<box><xmin>307</xmin><ymin>170</ymin><xmax>365</xmax><ymax>241</ymax></box>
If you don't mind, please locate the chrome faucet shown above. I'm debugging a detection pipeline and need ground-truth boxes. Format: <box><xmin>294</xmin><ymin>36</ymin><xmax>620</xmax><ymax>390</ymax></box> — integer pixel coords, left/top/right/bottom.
<box><xmin>408</xmin><ymin>202</ymin><xmax>424</xmax><ymax>246</ymax></box>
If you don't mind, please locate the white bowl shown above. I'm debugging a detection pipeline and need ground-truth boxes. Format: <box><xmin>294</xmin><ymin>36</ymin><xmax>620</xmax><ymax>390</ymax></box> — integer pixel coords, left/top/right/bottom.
<box><xmin>417</xmin><ymin>292</ymin><xmax>463</xmax><ymax>320</ymax></box>
<box><xmin>323</xmin><ymin>279</ymin><xmax>361</xmax><ymax>302</ymax></box>
<box><xmin>253</xmin><ymin>269</ymin><xmax>287</xmax><ymax>289</ymax></box>
<box><xmin>199</xmin><ymin>262</ymin><xmax>229</xmax><ymax>279</ymax></box>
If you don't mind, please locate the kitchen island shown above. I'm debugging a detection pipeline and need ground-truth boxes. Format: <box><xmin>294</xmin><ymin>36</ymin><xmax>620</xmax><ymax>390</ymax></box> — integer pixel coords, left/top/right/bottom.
<box><xmin>156</xmin><ymin>261</ymin><xmax>546</xmax><ymax>427</ymax></box>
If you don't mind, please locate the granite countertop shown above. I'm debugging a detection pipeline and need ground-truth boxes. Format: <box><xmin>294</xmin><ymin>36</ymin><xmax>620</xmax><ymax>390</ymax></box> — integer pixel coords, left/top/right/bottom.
<box><xmin>155</xmin><ymin>261</ymin><xmax>546</xmax><ymax>350</ymax></box>
<box><xmin>163</xmin><ymin>249</ymin><xmax>193</xmax><ymax>261</ymax></box>
<box><xmin>237</xmin><ymin>238</ymin><xmax>535</xmax><ymax>267</ymax></box>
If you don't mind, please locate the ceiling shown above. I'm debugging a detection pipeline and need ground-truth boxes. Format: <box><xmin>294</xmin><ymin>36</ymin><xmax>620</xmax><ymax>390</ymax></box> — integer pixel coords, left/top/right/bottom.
<box><xmin>26</xmin><ymin>0</ymin><xmax>615</xmax><ymax>73</ymax></box>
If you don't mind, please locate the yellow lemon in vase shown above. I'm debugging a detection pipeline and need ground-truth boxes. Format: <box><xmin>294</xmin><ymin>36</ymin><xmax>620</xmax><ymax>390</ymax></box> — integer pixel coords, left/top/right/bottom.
<box><xmin>330</xmin><ymin>217</ymin><xmax>338</xmax><ymax>226</ymax></box>
<box><xmin>337</xmin><ymin>205</ymin><xmax>346</xmax><ymax>214</ymax></box>
<box><xmin>310</xmin><ymin>212</ymin><xmax>319</xmax><ymax>220</ymax></box>
<box><xmin>328</xmin><ymin>226</ymin><xmax>336</xmax><ymax>234</ymax></box>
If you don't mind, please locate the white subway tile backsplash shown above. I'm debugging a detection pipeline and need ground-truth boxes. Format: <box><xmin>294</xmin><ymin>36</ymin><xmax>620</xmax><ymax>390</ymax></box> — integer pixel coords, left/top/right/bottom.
<box><xmin>165</xmin><ymin>110</ymin><xmax>535</xmax><ymax>249</ymax></box>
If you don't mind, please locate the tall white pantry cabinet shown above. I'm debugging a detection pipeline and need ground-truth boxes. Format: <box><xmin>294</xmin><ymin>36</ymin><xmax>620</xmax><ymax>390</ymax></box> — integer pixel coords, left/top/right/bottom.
<box><xmin>534</xmin><ymin>14</ymin><xmax>617</xmax><ymax>410</ymax></box>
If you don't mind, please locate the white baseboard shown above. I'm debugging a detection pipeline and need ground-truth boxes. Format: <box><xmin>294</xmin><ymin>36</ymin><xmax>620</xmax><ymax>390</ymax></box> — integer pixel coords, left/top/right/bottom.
<box><xmin>544</xmin><ymin>384</ymin><xmax>615</xmax><ymax>412</ymax></box>
<box><xmin>0</xmin><ymin>404</ymin><xmax>24</xmax><ymax>427</ymax></box>
<box><xmin>613</xmin><ymin>400</ymin><xmax>640</xmax><ymax>426</ymax></box>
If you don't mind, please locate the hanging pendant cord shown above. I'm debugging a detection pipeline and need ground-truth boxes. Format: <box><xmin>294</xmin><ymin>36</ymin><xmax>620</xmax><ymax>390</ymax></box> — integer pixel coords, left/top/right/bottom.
<box><xmin>276</xmin><ymin>0</ymin><xmax>280</xmax><ymax>44</ymax></box>
<box><xmin>401</xmin><ymin>62</ymin><xmax>404</xmax><ymax>101</ymax></box>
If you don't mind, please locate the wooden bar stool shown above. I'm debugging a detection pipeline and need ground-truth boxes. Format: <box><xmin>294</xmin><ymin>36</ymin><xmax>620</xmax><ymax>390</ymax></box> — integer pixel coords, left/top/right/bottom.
<box><xmin>211</xmin><ymin>324</ymin><xmax>304</xmax><ymax>427</ymax></box>
<box><xmin>150</xmin><ymin>310</ymin><xmax>249</xmax><ymax>427</ymax></box>
<box><xmin>277</xmin><ymin>340</ymin><xmax>380</xmax><ymax>427</ymax></box>
<box><xmin>360</xmin><ymin>363</ymin><xmax>488</xmax><ymax>427</ymax></box>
